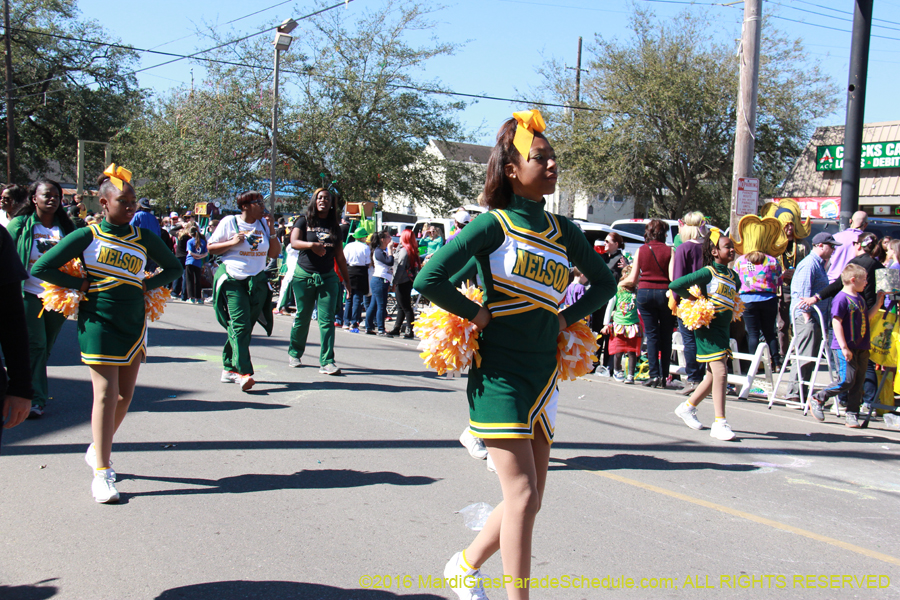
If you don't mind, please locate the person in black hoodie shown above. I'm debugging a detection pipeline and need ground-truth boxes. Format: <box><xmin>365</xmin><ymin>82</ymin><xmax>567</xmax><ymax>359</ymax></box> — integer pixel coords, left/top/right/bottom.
<box><xmin>0</xmin><ymin>225</ymin><xmax>33</xmax><ymax>438</ymax></box>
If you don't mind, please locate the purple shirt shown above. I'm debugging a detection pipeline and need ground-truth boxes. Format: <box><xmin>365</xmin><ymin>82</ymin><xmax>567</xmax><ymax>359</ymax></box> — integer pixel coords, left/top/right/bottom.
<box><xmin>826</xmin><ymin>228</ymin><xmax>863</xmax><ymax>282</ymax></box>
<box><xmin>564</xmin><ymin>281</ymin><xmax>586</xmax><ymax>307</ymax></box>
<box><xmin>830</xmin><ymin>290</ymin><xmax>869</xmax><ymax>351</ymax></box>
<box><xmin>672</xmin><ymin>240</ymin><xmax>703</xmax><ymax>299</ymax></box>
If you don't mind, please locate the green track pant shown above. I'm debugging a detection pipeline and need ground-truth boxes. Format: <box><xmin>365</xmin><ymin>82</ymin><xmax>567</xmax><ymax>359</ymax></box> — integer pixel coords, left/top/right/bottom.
<box><xmin>289</xmin><ymin>267</ymin><xmax>339</xmax><ymax>366</ymax></box>
<box><xmin>220</xmin><ymin>275</ymin><xmax>268</xmax><ymax>376</ymax></box>
<box><xmin>25</xmin><ymin>292</ymin><xmax>66</xmax><ymax>408</ymax></box>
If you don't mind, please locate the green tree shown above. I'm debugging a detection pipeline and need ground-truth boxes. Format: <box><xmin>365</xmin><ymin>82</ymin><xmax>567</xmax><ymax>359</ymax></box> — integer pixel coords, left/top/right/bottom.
<box><xmin>117</xmin><ymin>0</ymin><xmax>477</xmax><ymax>215</ymax></box>
<box><xmin>2</xmin><ymin>0</ymin><xmax>142</xmax><ymax>182</ymax></box>
<box><xmin>114</xmin><ymin>83</ymin><xmax>268</xmax><ymax>212</ymax></box>
<box><xmin>539</xmin><ymin>7</ymin><xmax>839</xmax><ymax>225</ymax></box>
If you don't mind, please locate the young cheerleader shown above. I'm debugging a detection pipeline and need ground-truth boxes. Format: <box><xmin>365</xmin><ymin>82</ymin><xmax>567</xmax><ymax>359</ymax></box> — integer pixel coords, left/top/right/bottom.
<box><xmin>603</xmin><ymin>264</ymin><xmax>642</xmax><ymax>384</ymax></box>
<box><xmin>669</xmin><ymin>230</ymin><xmax>741</xmax><ymax>441</ymax></box>
<box><xmin>32</xmin><ymin>165</ymin><xmax>182</xmax><ymax>502</ymax></box>
<box><xmin>416</xmin><ymin>110</ymin><xmax>615</xmax><ymax>600</ymax></box>
<box><xmin>7</xmin><ymin>179</ymin><xmax>77</xmax><ymax>418</ymax></box>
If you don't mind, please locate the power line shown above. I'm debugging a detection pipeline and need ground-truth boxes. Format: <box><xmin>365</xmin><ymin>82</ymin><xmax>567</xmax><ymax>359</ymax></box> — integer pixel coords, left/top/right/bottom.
<box><xmin>787</xmin><ymin>0</ymin><xmax>900</xmax><ymax>28</ymax></box>
<box><xmin>7</xmin><ymin>26</ymin><xmax>603</xmax><ymax>114</ymax></box>
<box><xmin>769</xmin><ymin>0</ymin><xmax>900</xmax><ymax>32</ymax></box>
<box><xmin>132</xmin><ymin>0</ymin><xmax>357</xmax><ymax>76</ymax></box>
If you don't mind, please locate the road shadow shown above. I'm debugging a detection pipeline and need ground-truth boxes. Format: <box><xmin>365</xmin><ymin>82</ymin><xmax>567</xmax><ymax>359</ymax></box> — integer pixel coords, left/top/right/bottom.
<box><xmin>145</xmin><ymin>398</ymin><xmax>289</xmax><ymax>413</ymax></box>
<box><xmin>552</xmin><ymin>454</ymin><xmax>759</xmax><ymax>473</ymax></box>
<box><xmin>155</xmin><ymin>580</ymin><xmax>445</xmax><ymax>599</ymax></box>
<box><xmin>150</xmin><ymin>327</ymin><xmax>288</xmax><ymax>348</ymax></box>
<box><xmin>745</xmin><ymin>429</ymin><xmax>900</xmax><ymax>445</ymax></box>
<box><xmin>123</xmin><ymin>468</ymin><xmax>439</xmax><ymax>498</ymax></box>
<box><xmin>145</xmin><ymin>356</ymin><xmax>205</xmax><ymax>364</ymax></box>
<box><xmin>253</xmin><ymin>381</ymin><xmax>451</xmax><ymax>395</ymax></box>
<box><xmin>0</xmin><ymin>581</ymin><xmax>59</xmax><ymax>600</ymax></box>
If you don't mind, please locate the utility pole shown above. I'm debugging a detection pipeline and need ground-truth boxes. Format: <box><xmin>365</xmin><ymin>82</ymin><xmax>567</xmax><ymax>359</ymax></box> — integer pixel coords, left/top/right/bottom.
<box><xmin>575</xmin><ymin>36</ymin><xmax>583</xmax><ymax>103</ymax></box>
<box><xmin>563</xmin><ymin>37</ymin><xmax>587</xmax><ymax>219</ymax></box>
<box><xmin>4</xmin><ymin>0</ymin><xmax>15</xmax><ymax>183</ymax></box>
<box><xmin>729</xmin><ymin>0</ymin><xmax>762</xmax><ymax>237</ymax></box>
<box><xmin>565</xmin><ymin>37</ymin><xmax>587</xmax><ymax>105</ymax></box>
<box><xmin>839</xmin><ymin>0</ymin><xmax>873</xmax><ymax>230</ymax></box>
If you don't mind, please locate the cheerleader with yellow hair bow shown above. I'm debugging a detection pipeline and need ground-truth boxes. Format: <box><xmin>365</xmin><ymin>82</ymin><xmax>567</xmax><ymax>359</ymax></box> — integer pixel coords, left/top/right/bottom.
<box><xmin>31</xmin><ymin>165</ymin><xmax>183</xmax><ymax>503</ymax></box>
<box><xmin>733</xmin><ymin>214</ymin><xmax>787</xmax><ymax>369</ymax></box>
<box><xmin>669</xmin><ymin>229</ymin><xmax>741</xmax><ymax>441</ymax></box>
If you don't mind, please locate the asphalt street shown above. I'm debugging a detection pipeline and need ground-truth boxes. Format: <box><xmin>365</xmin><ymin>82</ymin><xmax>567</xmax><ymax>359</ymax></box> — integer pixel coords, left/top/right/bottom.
<box><xmin>1</xmin><ymin>300</ymin><xmax>899</xmax><ymax>600</ymax></box>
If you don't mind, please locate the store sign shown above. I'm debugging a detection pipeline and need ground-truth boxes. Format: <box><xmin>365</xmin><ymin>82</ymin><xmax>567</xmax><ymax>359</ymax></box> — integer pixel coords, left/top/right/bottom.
<box><xmin>770</xmin><ymin>197</ymin><xmax>841</xmax><ymax>219</ymax></box>
<box><xmin>816</xmin><ymin>141</ymin><xmax>900</xmax><ymax>171</ymax></box>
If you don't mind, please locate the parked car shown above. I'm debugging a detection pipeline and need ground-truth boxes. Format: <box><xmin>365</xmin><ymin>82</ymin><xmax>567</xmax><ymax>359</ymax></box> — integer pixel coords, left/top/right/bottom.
<box><xmin>808</xmin><ymin>217</ymin><xmax>900</xmax><ymax>242</ymax></box>
<box><xmin>611</xmin><ymin>218</ymin><xmax>680</xmax><ymax>247</ymax></box>
<box><xmin>573</xmin><ymin>220</ymin><xmax>645</xmax><ymax>256</ymax></box>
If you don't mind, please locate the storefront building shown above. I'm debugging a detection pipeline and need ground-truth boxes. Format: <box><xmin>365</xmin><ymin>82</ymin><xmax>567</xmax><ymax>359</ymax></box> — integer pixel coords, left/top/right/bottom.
<box><xmin>774</xmin><ymin>120</ymin><xmax>900</xmax><ymax>218</ymax></box>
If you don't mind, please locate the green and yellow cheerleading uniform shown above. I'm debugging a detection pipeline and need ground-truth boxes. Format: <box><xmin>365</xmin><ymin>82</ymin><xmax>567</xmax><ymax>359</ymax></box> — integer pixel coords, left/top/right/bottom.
<box><xmin>32</xmin><ymin>220</ymin><xmax>182</xmax><ymax>365</ymax></box>
<box><xmin>415</xmin><ymin>195</ymin><xmax>614</xmax><ymax>442</ymax></box>
<box><xmin>669</xmin><ymin>263</ymin><xmax>741</xmax><ymax>362</ymax></box>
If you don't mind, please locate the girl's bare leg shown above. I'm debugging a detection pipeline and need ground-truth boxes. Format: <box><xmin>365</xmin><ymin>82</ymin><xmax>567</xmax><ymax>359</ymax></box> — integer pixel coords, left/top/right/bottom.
<box><xmin>89</xmin><ymin>365</ymin><xmax>118</xmax><ymax>469</ymax></box>
<box><xmin>113</xmin><ymin>352</ymin><xmax>143</xmax><ymax>432</ymax></box>
<box><xmin>708</xmin><ymin>358</ymin><xmax>728</xmax><ymax>418</ymax></box>
<box><xmin>88</xmin><ymin>352</ymin><xmax>143</xmax><ymax>469</ymax></box>
<box><xmin>687</xmin><ymin>364</ymin><xmax>714</xmax><ymax>407</ymax></box>
<box><xmin>463</xmin><ymin>433</ymin><xmax>552</xmax><ymax>600</ymax></box>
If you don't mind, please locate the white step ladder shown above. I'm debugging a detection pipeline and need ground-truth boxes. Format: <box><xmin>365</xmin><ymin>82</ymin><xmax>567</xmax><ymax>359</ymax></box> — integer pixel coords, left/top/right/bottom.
<box><xmin>767</xmin><ymin>305</ymin><xmax>837</xmax><ymax>414</ymax></box>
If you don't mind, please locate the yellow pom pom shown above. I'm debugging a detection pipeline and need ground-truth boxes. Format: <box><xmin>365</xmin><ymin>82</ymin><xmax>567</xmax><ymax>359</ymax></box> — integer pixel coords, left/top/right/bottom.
<box><xmin>677</xmin><ymin>297</ymin><xmax>715</xmax><ymax>330</ymax></box>
<box><xmin>556</xmin><ymin>319</ymin><xmax>600</xmax><ymax>381</ymax></box>
<box><xmin>413</xmin><ymin>283</ymin><xmax>483</xmax><ymax>376</ymax></box>
<box><xmin>144</xmin><ymin>285</ymin><xmax>171</xmax><ymax>322</ymax></box>
<box><xmin>731</xmin><ymin>296</ymin><xmax>745</xmax><ymax>322</ymax></box>
<box><xmin>38</xmin><ymin>259</ymin><xmax>86</xmax><ymax>319</ymax></box>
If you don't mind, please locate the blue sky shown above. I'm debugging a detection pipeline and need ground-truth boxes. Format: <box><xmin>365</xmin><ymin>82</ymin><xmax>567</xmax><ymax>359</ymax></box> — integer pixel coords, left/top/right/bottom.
<box><xmin>79</xmin><ymin>0</ymin><xmax>900</xmax><ymax>146</ymax></box>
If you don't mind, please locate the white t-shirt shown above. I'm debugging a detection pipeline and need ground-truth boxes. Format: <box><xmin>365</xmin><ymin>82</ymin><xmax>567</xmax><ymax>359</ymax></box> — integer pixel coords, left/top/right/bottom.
<box><xmin>207</xmin><ymin>215</ymin><xmax>270</xmax><ymax>280</ymax></box>
<box><xmin>24</xmin><ymin>223</ymin><xmax>63</xmax><ymax>295</ymax></box>
<box><xmin>343</xmin><ymin>240</ymin><xmax>371</xmax><ymax>267</ymax></box>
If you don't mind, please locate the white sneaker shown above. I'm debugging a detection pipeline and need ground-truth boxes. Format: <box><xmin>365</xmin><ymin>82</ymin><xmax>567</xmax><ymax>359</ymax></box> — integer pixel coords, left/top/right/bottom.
<box><xmin>221</xmin><ymin>370</ymin><xmax>238</xmax><ymax>383</ymax></box>
<box><xmin>710</xmin><ymin>420</ymin><xmax>737</xmax><ymax>441</ymax></box>
<box><xmin>319</xmin><ymin>363</ymin><xmax>341</xmax><ymax>375</ymax></box>
<box><xmin>459</xmin><ymin>428</ymin><xmax>488</xmax><ymax>460</ymax></box>
<box><xmin>91</xmin><ymin>469</ymin><xmax>120</xmax><ymax>503</ymax></box>
<box><xmin>443</xmin><ymin>552</ymin><xmax>489</xmax><ymax>600</ymax></box>
<box><xmin>288</xmin><ymin>356</ymin><xmax>302</xmax><ymax>368</ymax></box>
<box><xmin>486</xmin><ymin>454</ymin><xmax>496</xmax><ymax>473</ymax></box>
<box><xmin>675</xmin><ymin>401</ymin><xmax>703</xmax><ymax>430</ymax></box>
<box><xmin>809</xmin><ymin>393</ymin><xmax>826</xmax><ymax>421</ymax></box>
<box><xmin>84</xmin><ymin>443</ymin><xmax>116</xmax><ymax>481</ymax></box>
<box><xmin>239</xmin><ymin>375</ymin><xmax>255</xmax><ymax>392</ymax></box>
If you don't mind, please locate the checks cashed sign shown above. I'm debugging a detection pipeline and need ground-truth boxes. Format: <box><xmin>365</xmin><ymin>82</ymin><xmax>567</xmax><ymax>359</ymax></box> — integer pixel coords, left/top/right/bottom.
<box><xmin>816</xmin><ymin>141</ymin><xmax>900</xmax><ymax>171</ymax></box>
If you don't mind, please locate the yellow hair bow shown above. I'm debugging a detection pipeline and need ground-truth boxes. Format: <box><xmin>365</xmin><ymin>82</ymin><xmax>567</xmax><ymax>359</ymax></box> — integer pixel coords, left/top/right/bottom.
<box><xmin>512</xmin><ymin>109</ymin><xmax>546</xmax><ymax>160</ymax></box>
<box><xmin>103</xmin><ymin>163</ymin><xmax>132</xmax><ymax>191</ymax></box>
<box><xmin>709</xmin><ymin>227</ymin><xmax>721</xmax><ymax>247</ymax></box>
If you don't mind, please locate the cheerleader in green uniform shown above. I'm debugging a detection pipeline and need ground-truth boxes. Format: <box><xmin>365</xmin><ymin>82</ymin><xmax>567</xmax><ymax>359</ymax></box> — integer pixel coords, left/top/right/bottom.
<box><xmin>416</xmin><ymin>111</ymin><xmax>615</xmax><ymax>600</ymax></box>
<box><xmin>32</xmin><ymin>165</ymin><xmax>182</xmax><ymax>503</ymax></box>
<box><xmin>6</xmin><ymin>179</ymin><xmax>76</xmax><ymax>418</ymax></box>
<box><xmin>669</xmin><ymin>230</ymin><xmax>741</xmax><ymax>441</ymax></box>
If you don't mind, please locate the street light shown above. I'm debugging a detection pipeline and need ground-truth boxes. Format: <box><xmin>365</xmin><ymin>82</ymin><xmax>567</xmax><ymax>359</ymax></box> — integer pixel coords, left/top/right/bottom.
<box><xmin>270</xmin><ymin>18</ymin><xmax>297</xmax><ymax>213</ymax></box>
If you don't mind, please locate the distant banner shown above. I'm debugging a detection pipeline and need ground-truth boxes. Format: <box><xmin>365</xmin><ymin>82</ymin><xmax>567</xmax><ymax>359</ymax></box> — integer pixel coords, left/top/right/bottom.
<box><xmin>769</xmin><ymin>197</ymin><xmax>841</xmax><ymax>219</ymax></box>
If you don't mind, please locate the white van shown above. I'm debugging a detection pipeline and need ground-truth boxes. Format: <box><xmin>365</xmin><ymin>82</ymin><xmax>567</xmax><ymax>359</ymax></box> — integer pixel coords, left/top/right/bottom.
<box><xmin>611</xmin><ymin>219</ymin><xmax>679</xmax><ymax>247</ymax></box>
<box><xmin>573</xmin><ymin>220</ymin><xmax>644</xmax><ymax>257</ymax></box>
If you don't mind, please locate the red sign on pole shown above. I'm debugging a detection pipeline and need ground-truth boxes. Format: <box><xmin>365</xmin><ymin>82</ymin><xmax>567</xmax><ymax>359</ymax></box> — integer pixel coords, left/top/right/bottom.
<box><xmin>735</xmin><ymin>177</ymin><xmax>759</xmax><ymax>216</ymax></box>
